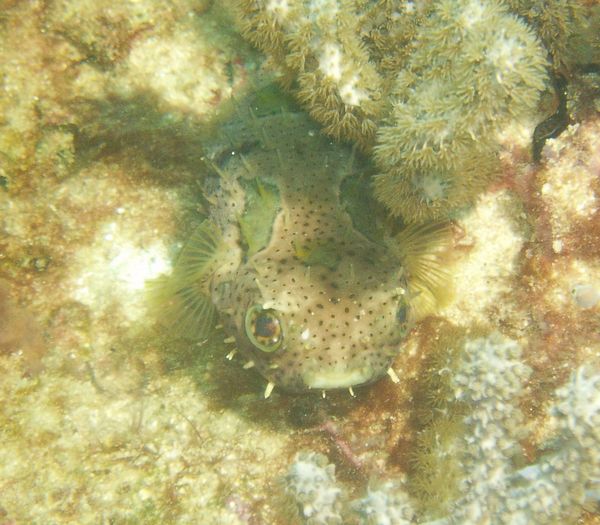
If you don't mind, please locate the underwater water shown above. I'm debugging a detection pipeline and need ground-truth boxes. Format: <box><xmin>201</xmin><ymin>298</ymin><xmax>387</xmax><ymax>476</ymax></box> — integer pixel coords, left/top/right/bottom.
<box><xmin>0</xmin><ymin>1</ymin><xmax>599</xmax><ymax>524</ymax></box>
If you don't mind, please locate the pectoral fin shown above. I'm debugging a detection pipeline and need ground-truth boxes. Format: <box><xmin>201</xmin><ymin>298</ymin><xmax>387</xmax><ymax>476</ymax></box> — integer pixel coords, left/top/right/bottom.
<box><xmin>392</xmin><ymin>221</ymin><xmax>454</xmax><ymax>320</ymax></box>
<box><xmin>148</xmin><ymin>221</ymin><xmax>223</xmax><ymax>340</ymax></box>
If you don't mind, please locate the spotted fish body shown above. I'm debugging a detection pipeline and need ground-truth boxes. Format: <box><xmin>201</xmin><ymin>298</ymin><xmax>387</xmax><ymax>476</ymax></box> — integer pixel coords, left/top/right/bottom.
<box><xmin>164</xmin><ymin>111</ymin><xmax>448</xmax><ymax>394</ymax></box>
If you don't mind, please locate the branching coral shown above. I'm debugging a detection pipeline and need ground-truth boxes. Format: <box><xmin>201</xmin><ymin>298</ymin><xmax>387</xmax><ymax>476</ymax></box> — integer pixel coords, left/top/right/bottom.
<box><xmin>286</xmin><ymin>452</ymin><xmax>344</xmax><ymax>524</ymax></box>
<box><xmin>285</xmin><ymin>334</ymin><xmax>600</xmax><ymax>524</ymax></box>
<box><xmin>416</xmin><ymin>334</ymin><xmax>600</xmax><ymax>523</ymax></box>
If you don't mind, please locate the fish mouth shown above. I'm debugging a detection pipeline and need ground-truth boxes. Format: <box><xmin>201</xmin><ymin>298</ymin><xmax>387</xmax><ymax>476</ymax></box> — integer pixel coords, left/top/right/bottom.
<box><xmin>302</xmin><ymin>365</ymin><xmax>377</xmax><ymax>390</ymax></box>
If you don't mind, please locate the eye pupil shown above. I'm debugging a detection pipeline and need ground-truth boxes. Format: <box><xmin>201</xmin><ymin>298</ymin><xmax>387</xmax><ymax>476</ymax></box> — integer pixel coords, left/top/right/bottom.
<box><xmin>254</xmin><ymin>314</ymin><xmax>278</xmax><ymax>338</ymax></box>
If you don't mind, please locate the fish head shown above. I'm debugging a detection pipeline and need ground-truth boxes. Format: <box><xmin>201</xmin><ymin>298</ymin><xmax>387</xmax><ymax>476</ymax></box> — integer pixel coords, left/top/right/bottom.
<box><xmin>217</xmin><ymin>231</ymin><xmax>412</xmax><ymax>393</ymax></box>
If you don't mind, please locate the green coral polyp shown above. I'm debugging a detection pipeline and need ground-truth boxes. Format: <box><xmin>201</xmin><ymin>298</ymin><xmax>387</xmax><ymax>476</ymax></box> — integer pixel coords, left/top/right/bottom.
<box><xmin>374</xmin><ymin>150</ymin><xmax>499</xmax><ymax>222</ymax></box>
<box><xmin>373</xmin><ymin>0</ymin><xmax>548</xmax><ymax>221</ymax></box>
<box><xmin>238</xmin><ymin>0</ymin><xmax>561</xmax><ymax>222</ymax></box>
<box><xmin>239</xmin><ymin>0</ymin><xmax>386</xmax><ymax>149</ymax></box>
<box><xmin>506</xmin><ymin>0</ymin><xmax>586</xmax><ymax>71</ymax></box>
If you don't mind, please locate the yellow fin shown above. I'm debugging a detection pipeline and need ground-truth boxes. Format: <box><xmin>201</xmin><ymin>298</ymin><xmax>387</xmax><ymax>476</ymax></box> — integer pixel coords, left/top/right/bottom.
<box><xmin>147</xmin><ymin>221</ymin><xmax>222</xmax><ymax>340</ymax></box>
<box><xmin>393</xmin><ymin>222</ymin><xmax>454</xmax><ymax>320</ymax></box>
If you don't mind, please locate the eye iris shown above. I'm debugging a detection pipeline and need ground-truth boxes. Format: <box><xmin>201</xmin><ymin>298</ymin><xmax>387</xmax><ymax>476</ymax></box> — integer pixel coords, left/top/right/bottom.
<box><xmin>245</xmin><ymin>306</ymin><xmax>283</xmax><ymax>352</ymax></box>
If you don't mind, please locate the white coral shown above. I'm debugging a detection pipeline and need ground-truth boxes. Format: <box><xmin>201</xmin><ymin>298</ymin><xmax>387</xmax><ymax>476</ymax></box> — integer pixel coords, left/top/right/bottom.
<box><xmin>352</xmin><ymin>481</ymin><xmax>415</xmax><ymax>525</ymax></box>
<box><xmin>287</xmin><ymin>336</ymin><xmax>600</xmax><ymax>525</ymax></box>
<box><xmin>447</xmin><ymin>335</ymin><xmax>600</xmax><ymax>524</ymax></box>
<box><xmin>286</xmin><ymin>452</ymin><xmax>343</xmax><ymax>524</ymax></box>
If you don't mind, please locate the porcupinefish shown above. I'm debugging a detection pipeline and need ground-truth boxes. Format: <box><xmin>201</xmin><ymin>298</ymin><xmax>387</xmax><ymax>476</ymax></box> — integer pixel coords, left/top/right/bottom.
<box><xmin>153</xmin><ymin>110</ymin><xmax>451</xmax><ymax>396</ymax></box>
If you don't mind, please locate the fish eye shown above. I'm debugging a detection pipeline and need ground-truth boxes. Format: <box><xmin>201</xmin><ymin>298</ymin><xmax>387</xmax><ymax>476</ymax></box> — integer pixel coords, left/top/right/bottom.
<box><xmin>245</xmin><ymin>305</ymin><xmax>283</xmax><ymax>353</ymax></box>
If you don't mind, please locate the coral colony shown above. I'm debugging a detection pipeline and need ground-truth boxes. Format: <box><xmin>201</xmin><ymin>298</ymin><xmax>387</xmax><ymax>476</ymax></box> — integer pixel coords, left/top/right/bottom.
<box><xmin>286</xmin><ymin>335</ymin><xmax>600</xmax><ymax>524</ymax></box>
<box><xmin>238</xmin><ymin>0</ymin><xmax>583</xmax><ymax>221</ymax></box>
